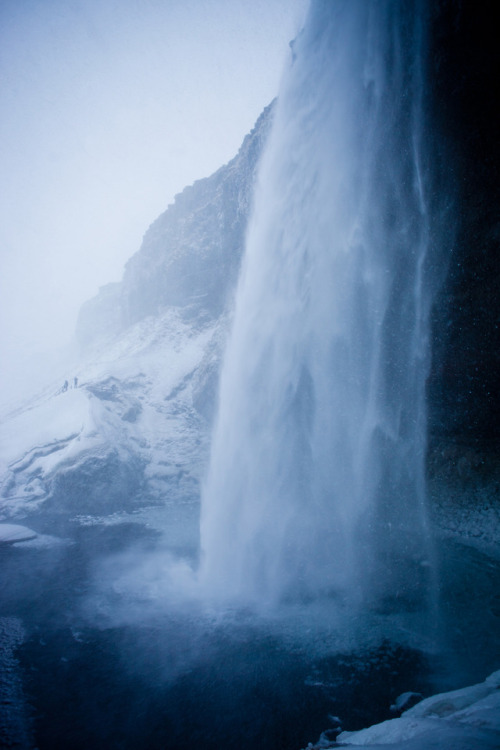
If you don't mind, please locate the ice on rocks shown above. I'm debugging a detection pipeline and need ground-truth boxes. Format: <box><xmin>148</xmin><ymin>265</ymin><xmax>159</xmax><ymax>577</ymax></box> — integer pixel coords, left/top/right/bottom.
<box><xmin>0</xmin><ymin>524</ymin><xmax>36</xmax><ymax>544</ymax></box>
<box><xmin>333</xmin><ymin>670</ymin><xmax>500</xmax><ymax>749</ymax></box>
<box><xmin>390</xmin><ymin>692</ymin><xmax>424</xmax><ymax>713</ymax></box>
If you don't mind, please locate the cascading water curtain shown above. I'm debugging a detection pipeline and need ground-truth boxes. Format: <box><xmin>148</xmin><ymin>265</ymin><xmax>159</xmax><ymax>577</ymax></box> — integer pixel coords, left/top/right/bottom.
<box><xmin>200</xmin><ymin>0</ymin><xmax>437</xmax><ymax>610</ymax></box>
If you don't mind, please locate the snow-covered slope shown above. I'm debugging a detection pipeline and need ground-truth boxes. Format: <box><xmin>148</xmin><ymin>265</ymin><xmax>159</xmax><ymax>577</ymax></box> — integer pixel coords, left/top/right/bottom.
<box><xmin>0</xmin><ymin>105</ymin><xmax>274</xmax><ymax>526</ymax></box>
<box><xmin>0</xmin><ymin>309</ymin><xmax>217</xmax><ymax>523</ymax></box>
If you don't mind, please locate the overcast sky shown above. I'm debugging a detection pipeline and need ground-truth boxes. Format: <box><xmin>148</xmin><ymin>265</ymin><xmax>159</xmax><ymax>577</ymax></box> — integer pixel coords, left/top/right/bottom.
<box><xmin>0</xmin><ymin>0</ymin><xmax>307</xmax><ymax>389</ymax></box>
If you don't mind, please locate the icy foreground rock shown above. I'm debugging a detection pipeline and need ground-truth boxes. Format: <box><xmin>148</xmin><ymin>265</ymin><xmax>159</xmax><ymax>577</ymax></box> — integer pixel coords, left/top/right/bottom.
<box><xmin>308</xmin><ymin>670</ymin><xmax>500</xmax><ymax>749</ymax></box>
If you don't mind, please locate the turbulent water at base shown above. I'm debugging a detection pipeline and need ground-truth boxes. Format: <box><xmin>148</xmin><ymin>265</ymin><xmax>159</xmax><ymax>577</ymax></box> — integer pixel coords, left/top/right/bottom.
<box><xmin>200</xmin><ymin>0</ymin><xmax>437</xmax><ymax>610</ymax></box>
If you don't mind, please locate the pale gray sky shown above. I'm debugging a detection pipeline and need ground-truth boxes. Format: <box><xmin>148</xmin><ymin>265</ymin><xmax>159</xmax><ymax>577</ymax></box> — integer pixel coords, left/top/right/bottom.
<box><xmin>0</xmin><ymin>0</ymin><xmax>307</xmax><ymax>385</ymax></box>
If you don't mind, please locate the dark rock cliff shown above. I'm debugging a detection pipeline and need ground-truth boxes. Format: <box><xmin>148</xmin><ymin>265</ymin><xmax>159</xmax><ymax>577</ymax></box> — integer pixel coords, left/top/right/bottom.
<box><xmin>425</xmin><ymin>0</ymin><xmax>499</xmax><ymax>538</ymax></box>
<box><xmin>76</xmin><ymin>102</ymin><xmax>275</xmax><ymax>346</ymax></box>
<box><xmin>427</xmin><ymin>0</ymin><xmax>500</xmax><ymax>454</ymax></box>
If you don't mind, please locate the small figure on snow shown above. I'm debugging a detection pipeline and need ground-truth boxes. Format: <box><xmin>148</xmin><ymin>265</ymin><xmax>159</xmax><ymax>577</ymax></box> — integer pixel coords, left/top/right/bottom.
<box><xmin>74</xmin><ymin>376</ymin><xmax>78</xmax><ymax>388</ymax></box>
<box><xmin>62</xmin><ymin>380</ymin><xmax>69</xmax><ymax>393</ymax></box>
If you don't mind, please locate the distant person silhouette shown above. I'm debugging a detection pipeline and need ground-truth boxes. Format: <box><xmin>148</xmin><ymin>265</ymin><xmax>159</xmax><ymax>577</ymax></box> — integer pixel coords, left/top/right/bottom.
<box><xmin>74</xmin><ymin>377</ymin><xmax>78</xmax><ymax>388</ymax></box>
<box><xmin>62</xmin><ymin>380</ymin><xmax>68</xmax><ymax>392</ymax></box>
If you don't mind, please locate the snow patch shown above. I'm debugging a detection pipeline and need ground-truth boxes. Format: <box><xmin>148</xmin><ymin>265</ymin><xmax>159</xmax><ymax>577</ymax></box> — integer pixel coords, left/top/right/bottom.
<box><xmin>326</xmin><ymin>670</ymin><xmax>500</xmax><ymax>749</ymax></box>
<box><xmin>0</xmin><ymin>524</ymin><xmax>36</xmax><ymax>544</ymax></box>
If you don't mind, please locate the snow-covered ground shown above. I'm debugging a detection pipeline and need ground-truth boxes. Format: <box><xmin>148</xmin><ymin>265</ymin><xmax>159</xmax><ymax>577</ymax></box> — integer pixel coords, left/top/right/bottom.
<box><xmin>305</xmin><ymin>669</ymin><xmax>500</xmax><ymax>749</ymax></box>
<box><xmin>0</xmin><ymin>307</ymin><xmax>218</xmax><ymax>524</ymax></box>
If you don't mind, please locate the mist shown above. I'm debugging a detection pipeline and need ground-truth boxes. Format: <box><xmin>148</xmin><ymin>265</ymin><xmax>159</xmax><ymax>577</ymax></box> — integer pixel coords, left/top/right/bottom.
<box><xmin>0</xmin><ymin>0</ymin><xmax>306</xmax><ymax>405</ymax></box>
<box><xmin>0</xmin><ymin>1</ymin><xmax>499</xmax><ymax>748</ymax></box>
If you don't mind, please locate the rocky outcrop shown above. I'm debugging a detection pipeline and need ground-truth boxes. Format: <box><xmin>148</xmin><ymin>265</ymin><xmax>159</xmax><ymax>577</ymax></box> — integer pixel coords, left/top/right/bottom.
<box><xmin>423</xmin><ymin>1</ymin><xmax>500</xmax><ymax>536</ymax></box>
<box><xmin>76</xmin><ymin>103</ymin><xmax>275</xmax><ymax>347</ymax></box>
<box><xmin>427</xmin><ymin>0</ymin><xmax>500</xmax><ymax>451</ymax></box>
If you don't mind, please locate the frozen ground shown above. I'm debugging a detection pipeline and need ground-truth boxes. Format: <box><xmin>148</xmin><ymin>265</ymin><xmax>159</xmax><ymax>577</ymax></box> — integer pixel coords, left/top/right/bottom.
<box><xmin>0</xmin><ymin>307</ymin><xmax>217</xmax><ymax>525</ymax></box>
<box><xmin>305</xmin><ymin>669</ymin><xmax>500</xmax><ymax>749</ymax></box>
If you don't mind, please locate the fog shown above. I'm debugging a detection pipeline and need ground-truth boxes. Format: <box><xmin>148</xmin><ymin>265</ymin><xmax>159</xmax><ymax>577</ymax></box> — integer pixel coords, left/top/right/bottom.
<box><xmin>1</xmin><ymin>3</ymin><xmax>499</xmax><ymax>747</ymax></box>
<box><xmin>0</xmin><ymin>0</ymin><xmax>307</xmax><ymax>401</ymax></box>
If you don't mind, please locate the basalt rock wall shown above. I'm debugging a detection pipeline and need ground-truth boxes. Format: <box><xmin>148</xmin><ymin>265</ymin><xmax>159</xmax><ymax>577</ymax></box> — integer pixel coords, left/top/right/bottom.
<box><xmin>427</xmin><ymin>0</ymin><xmax>500</xmax><ymax>456</ymax></box>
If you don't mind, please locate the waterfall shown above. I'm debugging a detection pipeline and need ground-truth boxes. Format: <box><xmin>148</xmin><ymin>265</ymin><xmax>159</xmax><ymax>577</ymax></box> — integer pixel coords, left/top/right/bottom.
<box><xmin>200</xmin><ymin>0</ymin><xmax>436</xmax><ymax>610</ymax></box>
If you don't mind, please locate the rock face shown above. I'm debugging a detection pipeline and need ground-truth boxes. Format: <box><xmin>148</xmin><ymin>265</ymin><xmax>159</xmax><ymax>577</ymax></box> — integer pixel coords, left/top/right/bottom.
<box><xmin>76</xmin><ymin>102</ymin><xmax>275</xmax><ymax>345</ymax></box>
<box><xmin>427</xmin><ymin>0</ymin><xmax>500</xmax><ymax>451</ymax></box>
<box><xmin>425</xmin><ymin>0</ymin><xmax>500</xmax><ymax>533</ymax></box>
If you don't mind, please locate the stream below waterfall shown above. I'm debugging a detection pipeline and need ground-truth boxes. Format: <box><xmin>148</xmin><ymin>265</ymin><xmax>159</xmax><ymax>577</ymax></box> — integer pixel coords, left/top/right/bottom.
<box><xmin>1</xmin><ymin>510</ymin><xmax>499</xmax><ymax>750</ymax></box>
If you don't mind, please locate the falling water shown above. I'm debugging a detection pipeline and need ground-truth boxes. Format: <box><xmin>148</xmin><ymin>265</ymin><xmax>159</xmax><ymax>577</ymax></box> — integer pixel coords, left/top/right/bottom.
<box><xmin>200</xmin><ymin>0</ymin><xmax>436</xmax><ymax>610</ymax></box>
